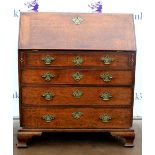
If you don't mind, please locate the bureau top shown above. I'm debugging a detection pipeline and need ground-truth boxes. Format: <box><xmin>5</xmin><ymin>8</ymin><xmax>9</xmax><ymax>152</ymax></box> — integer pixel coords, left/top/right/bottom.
<box><xmin>18</xmin><ymin>12</ymin><xmax>136</xmax><ymax>51</ymax></box>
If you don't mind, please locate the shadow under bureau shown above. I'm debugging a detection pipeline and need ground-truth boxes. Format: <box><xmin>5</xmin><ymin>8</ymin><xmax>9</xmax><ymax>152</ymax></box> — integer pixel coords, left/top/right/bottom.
<box><xmin>17</xmin><ymin>12</ymin><xmax>136</xmax><ymax>147</ymax></box>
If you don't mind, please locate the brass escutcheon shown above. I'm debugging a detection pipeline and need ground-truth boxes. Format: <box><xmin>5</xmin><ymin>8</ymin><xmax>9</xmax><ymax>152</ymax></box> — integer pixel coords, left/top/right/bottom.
<box><xmin>42</xmin><ymin>92</ymin><xmax>55</xmax><ymax>100</ymax></box>
<box><xmin>41</xmin><ymin>72</ymin><xmax>55</xmax><ymax>81</ymax></box>
<box><xmin>99</xmin><ymin>114</ymin><xmax>111</xmax><ymax>122</ymax></box>
<box><xmin>72</xmin><ymin>16</ymin><xmax>83</xmax><ymax>25</ymax></box>
<box><xmin>101</xmin><ymin>55</ymin><xmax>113</xmax><ymax>65</ymax></box>
<box><xmin>72</xmin><ymin>89</ymin><xmax>83</xmax><ymax>98</ymax></box>
<box><xmin>73</xmin><ymin>56</ymin><xmax>83</xmax><ymax>66</ymax></box>
<box><xmin>72</xmin><ymin>111</ymin><xmax>83</xmax><ymax>119</ymax></box>
<box><xmin>72</xmin><ymin>72</ymin><xmax>83</xmax><ymax>81</ymax></box>
<box><xmin>100</xmin><ymin>92</ymin><xmax>112</xmax><ymax>100</ymax></box>
<box><xmin>42</xmin><ymin>114</ymin><xmax>55</xmax><ymax>122</ymax></box>
<box><xmin>42</xmin><ymin>55</ymin><xmax>55</xmax><ymax>65</ymax></box>
<box><xmin>100</xmin><ymin>73</ymin><xmax>113</xmax><ymax>82</ymax></box>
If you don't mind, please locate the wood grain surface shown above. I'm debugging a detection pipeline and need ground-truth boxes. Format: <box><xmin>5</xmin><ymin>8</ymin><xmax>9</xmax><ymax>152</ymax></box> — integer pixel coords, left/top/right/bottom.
<box><xmin>21</xmin><ymin>107</ymin><xmax>132</xmax><ymax>129</ymax></box>
<box><xmin>19</xmin><ymin>13</ymin><xmax>136</xmax><ymax>50</ymax></box>
<box><xmin>21</xmin><ymin>69</ymin><xmax>133</xmax><ymax>85</ymax></box>
<box><xmin>21</xmin><ymin>86</ymin><xmax>132</xmax><ymax>106</ymax></box>
<box><xmin>22</xmin><ymin>51</ymin><xmax>133</xmax><ymax>69</ymax></box>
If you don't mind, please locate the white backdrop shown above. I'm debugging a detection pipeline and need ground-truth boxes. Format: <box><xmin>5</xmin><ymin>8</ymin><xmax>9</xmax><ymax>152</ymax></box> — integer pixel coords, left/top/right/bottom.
<box><xmin>12</xmin><ymin>0</ymin><xmax>142</xmax><ymax>118</ymax></box>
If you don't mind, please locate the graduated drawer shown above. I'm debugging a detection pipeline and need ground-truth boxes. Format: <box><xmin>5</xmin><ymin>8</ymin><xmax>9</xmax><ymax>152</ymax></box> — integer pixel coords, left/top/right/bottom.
<box><xmin>21</xmin><ymin>107</ymin><xmax>132</xmax><ymax>129</ymax></box>
<box><xmin>21</xmin><ymin>86</ymin><xmax>132</xmax><ymax>106</ymax></box>
<box><xmin>21</xmin><ymin>69</ymin><xmax>133</xmax><ymax>85</ymax></box>
<box><xmin>21</xmin><ymin>52</ymin><xmax>134</xmax><ymax>69</ymax></box>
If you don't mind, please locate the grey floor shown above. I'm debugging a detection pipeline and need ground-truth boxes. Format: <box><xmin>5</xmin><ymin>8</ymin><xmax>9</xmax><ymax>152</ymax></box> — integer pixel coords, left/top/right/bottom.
<box><xmin>13</xmin><ymin>120</ymin><xmax>141</xmax><ymax>155</ymax></box>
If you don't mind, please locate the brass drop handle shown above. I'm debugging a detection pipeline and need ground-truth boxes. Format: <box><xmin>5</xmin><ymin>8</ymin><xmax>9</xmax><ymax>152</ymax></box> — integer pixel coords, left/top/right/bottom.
<box><xmin>99</xmin><ymin>114</ymin><xmax>111</xmax><ymax>122</ymax></box>
<box><xmin>42</xmin><ymin>114</ymin><xmax>55</xmax><ymax>122</ymax></box>
<box><xmin>42</xmin><ymin>55</ymin><xmax>55</xmax><ymax>65</ymax></box>
<box><xmin>100</xmin><ymin>73</ymin><xmax>113</xmax><ymax>82</ymax></box>
<box><xmin>101</xmin><ymin>55</ymin><xmax>114</xmax><ymax>65</ymax></box>
<box><xmin>72</xmin><ymin>72</ymin><xmax>83</xmax><ymax>81</ymax></box>
<box><xmin>73</xmin><ymin>56</ymin><xmax>84</xmax><ymax>66</ymax></box>
<box><xmin>72</xmin><ymin>111</ymin><xmax>83</xmax><ymax>119</ymax></box>
<box><xmin>41</xmin><ymin>72</ymin><xmax>55</xmax><ymax>81</ymax></box>
<box><xmin>42</xmin><ymin>92</ymin><xmax>55</xmax><ymax>100</ymax></box>
<box><xmin>100</xmin><ymin>92</ymin><xmax>112</xmax><ymax>100</ymax></box>
<box><xmin>72</xmin><ymin>89</ymin><xmax>83</xmax><ymax>98</ymax></box>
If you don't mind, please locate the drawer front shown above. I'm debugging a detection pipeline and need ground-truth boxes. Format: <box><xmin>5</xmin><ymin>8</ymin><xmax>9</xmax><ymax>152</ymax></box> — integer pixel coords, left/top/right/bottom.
<box><xmin>22</xmin><ymin>107</ymin><xmax>132</xmax><ymax>129</ymax></box>
<box><xmin>21</xmin><ymin>69</ymin><xmax>133</xmax><ymax>85</ymax></box>
<box><xmin>22</xmin><ymin>52</ymin><xmax>133</xmax><ymax>69</ymax></box>
<box><xmin>22</xmin><ymin>86</ymin><xmax>132</xmax><ymax>106</ymax></box>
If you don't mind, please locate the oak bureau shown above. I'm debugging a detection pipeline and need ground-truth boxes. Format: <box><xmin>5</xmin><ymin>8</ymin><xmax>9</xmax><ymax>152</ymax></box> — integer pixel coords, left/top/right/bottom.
<box><xmin>17</xmin><ymin>12</ymin><xmax>136</xmax><ymax>147</ymax></box>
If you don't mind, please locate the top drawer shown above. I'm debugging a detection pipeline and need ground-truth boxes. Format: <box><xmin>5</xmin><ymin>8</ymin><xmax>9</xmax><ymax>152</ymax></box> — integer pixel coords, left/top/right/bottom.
<box><xmin>20</xmin><ymin>51</ymin><xmax>135</xmax><ymax>69</ymax></box>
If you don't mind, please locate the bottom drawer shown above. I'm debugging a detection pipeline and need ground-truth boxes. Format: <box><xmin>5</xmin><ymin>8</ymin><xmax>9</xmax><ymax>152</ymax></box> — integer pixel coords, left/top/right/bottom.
<box><xmin>21</xmin><ymin>107</ymin><xmax>132</xmax><ymax>129</ymax></box>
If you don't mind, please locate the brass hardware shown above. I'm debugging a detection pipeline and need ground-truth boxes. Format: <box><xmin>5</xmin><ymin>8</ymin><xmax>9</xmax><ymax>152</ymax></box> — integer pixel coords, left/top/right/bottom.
<box><xmin>101</xmin><ymin>55</ymin><xmax>113</xmax><ymax>64</ymax></box>
<box><xmin>100</xmin><ymin>73</ymin><xmax>113</xmax><ymax>82</ymax></box>
<box><xmin>72</xmin><ymin>16</ymin><xmax>83</xmax><ymax>25</ymax></box>
<box><xmin>42</xmin><ymin>55</ymin><xmax>55</xmax><ymax>64</ymax></box>
<box><xmin>130</xmin><ymin>53</ymin><xmax>135</xmax><ymax>67</ymax></box>
<box><xmin>99</xmin><ymin>114</ymin><xmax>111</xmax><ymax>122</ymax></box>
<box><xmin>73</xmin><ymin>56</ymin><xmax>83</xmax><ymax>66</ymax></box>
<box><xmin>42</xmin><ymin>92</ymin><xmax>55</xmax><ymax>100</ymax></box>
<box><xmin>72</xmin><ymin>72</ymin><xmax>83</xmax><ymax>81</ymax></box>
<box><xmin>72</xmin><ymin>90</ymin><xmax>83</xmax><ymax>98</ymax></box>
<box><xmin>41</xmin><ymin>72</ymin><xmax>55</xmax><ymax>81</ymax></box>
<box><xmin>42</xmin><ymin>114</ymin><xmax>55</xmax><ymax>122</ymax></box>
<box><xmin>20</xmin><ymin>58</ymin><xmax>24</xmax><ymax>62</ymax></box>
<box><xmin>72</xmin><ymin>111</ymin><xmax>83</xmax><ymax>119</ymax></box>
<box><xmin>100</xmin><ymin>92</ymin><xmax>112</xmax><ymax>100</ymax></box>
